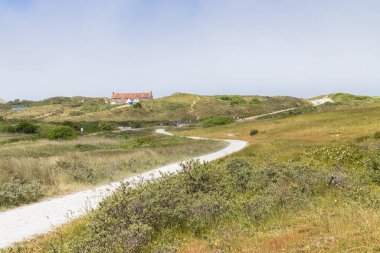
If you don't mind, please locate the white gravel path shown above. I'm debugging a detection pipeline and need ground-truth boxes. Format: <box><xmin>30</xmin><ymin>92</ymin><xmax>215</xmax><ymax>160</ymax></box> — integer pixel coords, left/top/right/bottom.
<box><xmin>0</xmin><ymin>129</ymin><xmax>247</xmax><ymax>249</ymax></box>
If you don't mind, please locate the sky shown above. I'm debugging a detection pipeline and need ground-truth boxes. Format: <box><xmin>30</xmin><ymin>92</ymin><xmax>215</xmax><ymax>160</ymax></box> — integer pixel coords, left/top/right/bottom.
<box><xmin>0</xmin><ymin>0</ymin><xmax>379</xmax><ymax>101</ymax></box>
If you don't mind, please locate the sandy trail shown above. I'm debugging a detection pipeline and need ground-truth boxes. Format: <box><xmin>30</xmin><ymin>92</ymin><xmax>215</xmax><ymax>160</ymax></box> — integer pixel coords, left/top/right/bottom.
<box><xmin>241</xmin><ymin>107</ymin><xmax>297</xmax><ymax>121</ymax></box>
<box><xmin>0</xmin><ymin>129</ymin><xmax>247</xmax><ymax>249</ymax></box>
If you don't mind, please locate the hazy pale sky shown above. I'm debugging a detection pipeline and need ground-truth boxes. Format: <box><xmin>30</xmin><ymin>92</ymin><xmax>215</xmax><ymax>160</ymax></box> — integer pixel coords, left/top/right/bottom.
<box><xmin>0</xmin><ymin>0</ymin><xmax>379</xmax><ymax>101</ymax></box>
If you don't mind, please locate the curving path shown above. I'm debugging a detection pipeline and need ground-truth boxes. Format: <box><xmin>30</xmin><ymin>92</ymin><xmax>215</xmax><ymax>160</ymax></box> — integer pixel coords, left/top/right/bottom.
<box><xmin>0</xmin><ymin>129</ymin><xmax>247</xmax><ymax>249</ymax></box>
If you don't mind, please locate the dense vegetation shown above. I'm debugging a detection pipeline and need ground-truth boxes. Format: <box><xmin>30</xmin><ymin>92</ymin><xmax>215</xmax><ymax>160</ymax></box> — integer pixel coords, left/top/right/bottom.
<box><xmin>0</xmin><ymin>128</ymin><xmax>224</xmax><ymax>209</ymax></box>
<box><xmin>9</xmin><ymin>135</ymin><xmax>380</xmax><ymax>252</ymax></box>
<box><xmin>12</xmin><ymin>160</ymin><xmax>334</xmax><ymax>252</ymax></box>
<box><xmin>4</xmin><ymin>95</ymin><xmax>380</xmax><ymax>252</ymax></box>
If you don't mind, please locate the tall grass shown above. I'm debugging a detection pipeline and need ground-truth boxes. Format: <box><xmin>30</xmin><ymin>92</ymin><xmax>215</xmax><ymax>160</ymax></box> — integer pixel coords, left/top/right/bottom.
<box><xmin>0</xmin><ymin>131</ymin><xmax>224</xmax><ymax>208</ymax></box>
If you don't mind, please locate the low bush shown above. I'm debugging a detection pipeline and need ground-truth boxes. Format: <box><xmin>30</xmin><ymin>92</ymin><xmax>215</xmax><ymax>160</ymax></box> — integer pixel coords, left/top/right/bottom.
<box><xmin>0</xmin><ymin>179</ymin><xmax>44</xmax><ymax>207</ymax></box>
<box><xmin>226</xmin><ymin>158</ymin><xmax>253</xmax><ymax>190</ymax></box>
<box><xmin>62</xmin><ymin>121</ymin><xmax>80</xmax><ymax>130</ymax></box>
<box><xmin>374</xmin><ymin>131</ymin><xmax>380</xmax><ymax>139</ymax></box>
<box><xmin>14</xmin><ymin>121</ymin><xmax>39</xmax><ymax>134</ymax></box>
<box><xmin>250</xmin><ymin>129</ymin><xmax>259</xmax><ymax>136</ymax></box>
<box><xmin>46</xmin><ymin>126</ymin><xmax>78</xmax><ymax>140</ymax></box>
<box><xmin>219</xmin><ymin>95</ymin><xmax>247</xmax><ymax>106</ymax></box>
<box><xmin>250</xmin><ymin>98</ymin><xmax>261</xmax><ymax>105</ymax></box>
<box><xmin>0</xmin><ymin>124</ymin><xmax>16</xmax><ymax>133</ymax></box>
<box><xmin>0</xmin><ymin>121</ymin><xmax>38</xmax><ymax>134</ymax></box>
<box><xmin>98</xmin><ymin>121</ymin><xmax>112</xmax><ymax>131</ymax></box>
<box><xmin>201</xmin><ymin>117</ymin><xmax>234</xmax><ymax>128</ymax></box>
<box><xmin>288</xmin><ymin>109</ymin><xmax>302</xmax><ymax>115</ymax></box>
<box><xmin>58</xmin><ymin>159</ymin><xmax>330</xmax><ymax>252</ymax></box>
<box><xmin>133</xmin><ymin>102</ymin><xmax>143</xmax><ymax>109</ymax></box>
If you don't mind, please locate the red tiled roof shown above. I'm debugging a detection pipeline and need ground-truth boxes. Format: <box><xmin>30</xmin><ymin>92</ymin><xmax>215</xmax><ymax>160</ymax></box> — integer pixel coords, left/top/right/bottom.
<box><xmin>112</xmin><ymin>92</ymin><xmax>152</xmax><ymax>100</ymax></box>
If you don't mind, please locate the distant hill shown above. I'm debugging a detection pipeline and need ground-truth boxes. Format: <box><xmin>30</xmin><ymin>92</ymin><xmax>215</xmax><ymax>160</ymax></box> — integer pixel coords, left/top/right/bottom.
<box><xmin>330</xmin><ymin>93</ymin><xmax>380</xmax><ymax>104</ymax></box>
<box><xmin>0</xmin><ymin>93</ymin><xmax>310</xmax><ymax>122</ymax></box>
<box><xmin>308</xmin><ymin>93</ymin><xmax>380</xmax><ymax>106</ymax></box>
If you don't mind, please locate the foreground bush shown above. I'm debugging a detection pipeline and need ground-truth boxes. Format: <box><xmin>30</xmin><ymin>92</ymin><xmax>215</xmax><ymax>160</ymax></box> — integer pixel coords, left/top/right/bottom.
<box><xmin>0</xmin><ymin>179</ymin><xmax>44</xmax><ymax>207</ymax></box>
<box><xmin>201</xmin><ymin>116</ymin><xmax>234</xmax><ymax>128</ymax></box>
<box><xmin>59</xmin><ymin>159</ymin><xmax>330</xmax><ymax>252</ymax></box>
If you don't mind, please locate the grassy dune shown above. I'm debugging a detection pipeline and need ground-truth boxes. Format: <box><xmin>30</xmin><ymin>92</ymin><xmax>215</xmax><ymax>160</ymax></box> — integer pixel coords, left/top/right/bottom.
<box><xmin>179</xmin><ymin>102</ymin><xmax>380</xmax><ymax>143</ymax></box>
<box><xmin>0</xmin><ymin>93</ymin><xmax>308</xmax><ymax>122</ymax></box>
<box><xmin>173</xmin><ymin>102</ymin><xmax>380</xmax><ymax>252</ymax></box>
<box><xmin>4</xmin><ymin>99</ymin><xmax>380</xmax><ymax>253</ymax></box>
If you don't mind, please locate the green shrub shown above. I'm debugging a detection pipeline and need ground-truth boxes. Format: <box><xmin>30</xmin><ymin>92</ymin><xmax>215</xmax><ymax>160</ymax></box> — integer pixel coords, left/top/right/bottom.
<box><xmin>288</xmin><ymin>109</ymin><xmax>302</xmax><ymax>115</ymax></box>
<box><xmin>374</xmin><ymin>131</ymin><xmax>380</xmax><ymax>139</ymax></box>
<box><xmin>201</xmin><ymin>116</ymin><xmax>234</xmax><ymax>128</ymax></box>
<box><xmin>133</xmin><ymin>102</ymin><xmax>142</xmax><ymax>109</ymax></box>
<box><xmin>250</xmin><ymin>129</ymin><xmax>259</xmax><ymax>136</ymax></box>
<box><xmin>0</xmin><ymin>121</ymin><xmax>38</xmax><ymax>134</ymax></box>
<box><xmin>14</xmin><ymin>121</ymin><xmax>39</xmax><ymax>134</ymax></box>
<box><xmin>0</xmin><ymin>116</ymin><xmax>4</xmax><ymax>122</ymax></box>
<box><xmin>218</xmin><ymin>95</ymin><xmax>247</xmax><ymax>106</ymax></box>
<box><xmin>62</xmin><ymin>120</ymin><xmax>80</xmax><ymax>130</ymax></box>
<box><xmin>0</xmin><ymin>179</ymin><xmax>44</xmax><ymax>207</ymax></box>
<box><xmin>57</xmin><ymin>159</ymin><xmax>330</xmax><ymax>252</ymax></box>
<box><xmin>46</xmin><ymin>126</ymin><xmax>78</xmax><ymax>140</ymax></box>
<box><xmin>98</xmin><ymin>121</ymin><xmax>112</xmax><ymax>131</ymax></box>
<box><xmin>1</xmin><ymin>124</ymin><xmax>16</xmax><ymax>133</ymax></box>
<box><xmin>226</xmin><ymin>158</ymin><xmax>253</xmax><ymax>190</ymax></box>
<box><xmin>250</xmin><ymin>98</ymin><xmax>261</xmax><ymax>104</ymax></box>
